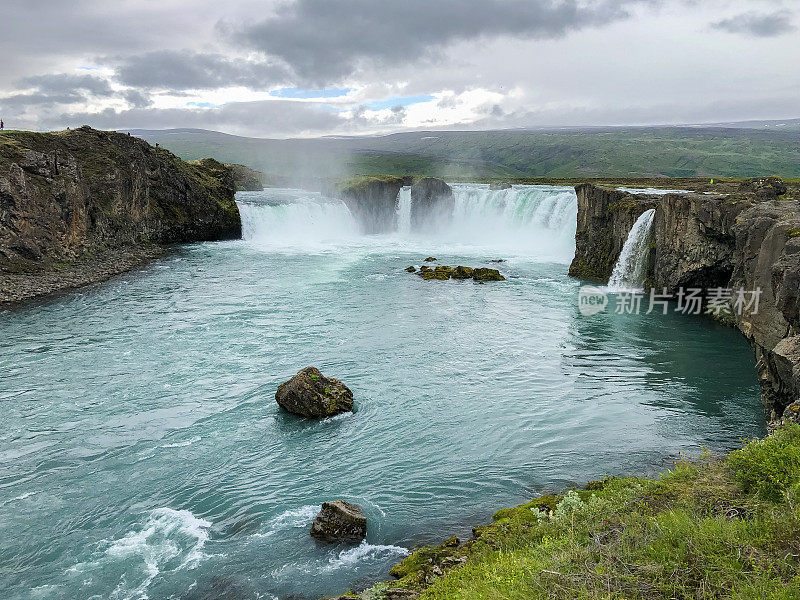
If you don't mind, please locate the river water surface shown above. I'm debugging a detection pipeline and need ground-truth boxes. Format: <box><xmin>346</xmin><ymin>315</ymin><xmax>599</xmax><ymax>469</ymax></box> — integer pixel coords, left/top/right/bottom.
<box><xmin>0</xmin><ymin>185</ymin><xmax>764</xmax><ymax>599</ymax></box>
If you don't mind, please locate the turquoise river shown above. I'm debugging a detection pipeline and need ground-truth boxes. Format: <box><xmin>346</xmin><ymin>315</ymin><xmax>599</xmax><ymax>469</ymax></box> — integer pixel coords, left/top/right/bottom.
<box><xmin>0</xmin><ymin>184</ymin><xmax>765</xmax><ymax>600</ymax></box>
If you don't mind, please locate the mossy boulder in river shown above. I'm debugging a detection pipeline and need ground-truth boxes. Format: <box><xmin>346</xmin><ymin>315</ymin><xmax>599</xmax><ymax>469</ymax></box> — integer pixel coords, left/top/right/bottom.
<box><xmin>310</xmin><ymin>500</ymin><xmax>367</xmax><ymax>544</ymax></box>
<box><xmin>408</xmin><ymin>263</ymin><xmax>504</xmax><ymax>282</ymax></box>
<box><xmin>473</xmin><ymin>267</ymin><xmax>505</xmax><ymax>281</ymax></box>
<box><xmin>275</xmin><ymin>367</ymin><xmax>353</xmax><ymax>418</ymax></box>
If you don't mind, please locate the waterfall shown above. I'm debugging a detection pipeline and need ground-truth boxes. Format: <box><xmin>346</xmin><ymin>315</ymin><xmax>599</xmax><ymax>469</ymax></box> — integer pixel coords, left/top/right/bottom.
<box><xmin>234</xmin><ymin>184</ymin><xmax>578</xmax><ymax>260</ymax></box>
<box><xmin>237</xmin><ymin>190</ymin><xmax>358</xmax><ymax>249</ymax></box>
<box><xmin>395</xmin><ymin>186</ymin><xmax>411</xmax><ymax>234</ymax></box>
<box><xmin>607</xmin><ymin>209</ymin><xmax>655</xmax><ymax>291</ymax></box>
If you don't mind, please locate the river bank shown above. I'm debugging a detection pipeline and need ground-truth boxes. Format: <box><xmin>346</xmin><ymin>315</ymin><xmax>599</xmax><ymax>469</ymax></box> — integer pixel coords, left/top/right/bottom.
<box><xmin>0</xmin><ymin>244</ymin><xmax>167</xmax><ymax>306</ymax></box>
<box><xmin>331</xmin><ymin>424</ymin><xmax>800</xmax><ymax>600</ymax></box>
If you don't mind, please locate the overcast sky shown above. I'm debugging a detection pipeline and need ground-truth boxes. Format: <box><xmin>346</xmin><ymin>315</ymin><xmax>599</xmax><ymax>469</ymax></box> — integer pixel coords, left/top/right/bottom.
<box><xmin>1</xmin><ymin>0</ymin><xmax>798</xmax><ymax>138</ymax></box>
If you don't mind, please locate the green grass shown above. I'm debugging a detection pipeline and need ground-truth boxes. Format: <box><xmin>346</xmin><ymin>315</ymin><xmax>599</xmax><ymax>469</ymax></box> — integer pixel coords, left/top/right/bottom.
<box><xmin>131</xmin><ymin>126</ymin><xmax>800</xmax><ymax>181</ymax></box>
<box><xmin>342</xmin><ymin>425</ymin><xmax>800</xmax><ymax>600</ymax></box>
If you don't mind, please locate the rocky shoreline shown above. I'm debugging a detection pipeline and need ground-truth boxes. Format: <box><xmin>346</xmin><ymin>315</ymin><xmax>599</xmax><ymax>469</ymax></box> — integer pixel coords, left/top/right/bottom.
<box><xmin>0</xmin><ymin>244</ymin><xmax>167</xmax><ymax>306</ymax></box>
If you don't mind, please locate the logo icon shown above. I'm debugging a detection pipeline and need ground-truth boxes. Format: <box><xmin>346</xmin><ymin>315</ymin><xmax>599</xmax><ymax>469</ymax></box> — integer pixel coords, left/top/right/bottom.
<box><xmin>578</xmin><ymin>285</ymin><xmax>608</xmax><ymax>316</ymax></box>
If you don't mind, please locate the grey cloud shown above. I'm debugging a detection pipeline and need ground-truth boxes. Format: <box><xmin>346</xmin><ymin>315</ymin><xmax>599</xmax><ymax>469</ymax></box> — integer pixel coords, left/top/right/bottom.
<box><xmin>19</xmin><ymin>73</ymin><xmax>114</xmax><ymax>96</ymax></box>
<box><xmin>1</xmin><ymin>73</ymin><xmax>118</xmax><ymax>110</ymax></box>
<box><xmin>112</xmin><ymin>50</ymin><xmax>291</xmax><ymax>90</ymax></box>
<box><xmin>232</xmin><ymin>0</ymin><xmax>652</xmax><ymax>84</ymax></box>
<box><xmin>43</xmin><ymin>99</ymin><xmax>347</xmax><ymax>138</ymax></box>
<box><xmin>711</xmin><ymin>10</ymin><xmax>795</xmax><ymax>37</ymax></box>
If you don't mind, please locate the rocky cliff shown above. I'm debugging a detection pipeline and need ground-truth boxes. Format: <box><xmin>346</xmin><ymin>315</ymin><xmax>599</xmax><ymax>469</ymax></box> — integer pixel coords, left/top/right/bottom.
<box><xmin>570</xmin><ymin>178</ymin><xmax>800</xmax><ymax>424</ymax></box>
<box><xmin>224</xmin><ymin>163</ymin><xmax>264</xmax><ymax>191</ymax></box>
<box><xmin>0</xmin><ymin>126</ymin><xmax>241</xmax><ymax>302</ymax></box>
<box><xmin>337</xmin><ymin>176</ymin><xmax>406</xmax><ymax>234</ymax></box>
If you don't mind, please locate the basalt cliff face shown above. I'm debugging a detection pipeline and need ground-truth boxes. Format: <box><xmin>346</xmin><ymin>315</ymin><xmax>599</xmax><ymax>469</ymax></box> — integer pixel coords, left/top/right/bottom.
<box><xmin>0</xmin><ymin>126</ymin><xmax>241</xmax><ymax>302</ymax></box>
<box><xmin>224</xmin><ymin>162</ymin><xmax>264</xmax><ymax>191</ymax></box>
<box><xmin>570</xmin><ymin>179</ymin><xmax>800</xmax><ymax>424</ymax></box>
<box><xmin>338</xmin><ymin>176</ymin><xmax>406</xmax><ymax>234</ymax></box>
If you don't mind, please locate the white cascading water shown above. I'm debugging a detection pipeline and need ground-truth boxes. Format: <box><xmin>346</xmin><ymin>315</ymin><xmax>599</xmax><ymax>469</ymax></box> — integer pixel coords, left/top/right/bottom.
<box><xmin>395</xmin><ymin>186</ymin><xmax>412</xmax><ymax>234</ymax></box>
<box><xmin>236</xmin><ymin>184</ymin><xmax>578</xmax><ymax>260</ymax></box>
<box><xmin>237</xmin><ymin>190</ymin><xmax>358</xmax><ymax>250</ymax></box>
<box><xmin>607</xmin><ymin>208</ymin><xmax>656</xmax><ymax>291</ymax></box>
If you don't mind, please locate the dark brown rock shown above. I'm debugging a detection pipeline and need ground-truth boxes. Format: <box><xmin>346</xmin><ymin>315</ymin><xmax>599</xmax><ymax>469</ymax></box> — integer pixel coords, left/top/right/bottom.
<box><xmin>310</xmin><ymin>500</ymin><xmax>367</xmax><ymax>544</ymax></box>
<box><xmin>451</xmin><ymin>266</ymin><xmax>474</xmax><ymax>279</ymax></box>
<box><xmin>473</xmin><ymin>268</ymin><xmax>505</xmax><ymax>281</ymax></box>
<box><xmin>338</xmin><ymin>176</ymin><xmax>405</xmax><ymax>234</ymax></box>
<box><xmin>738</xmin><ymin>176</ymin><xmax>787</xmax><ymax>200</ymax></box>
<box><xmin>405</xmin><ymin>266</ymin><xmax>417</xmax><ymax>272</ymax></box>
<box><xmin>275</xmin><ymin>367</ymin><xmax>354</xmax><ymax>418</ymax></box>
<box><xmin>0</xmin><ymin>127</ymin><xmax>241</xmax><ymax>302</ymax></box>
<box><xmin>569</xmin><ymin>179</ymin><xmax>800</xmax><ymax>424</ymax></box>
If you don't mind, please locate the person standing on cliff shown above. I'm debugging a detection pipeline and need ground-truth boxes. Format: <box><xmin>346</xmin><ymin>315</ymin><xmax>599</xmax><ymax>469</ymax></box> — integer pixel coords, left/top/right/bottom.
<box><xmin>0</xmin><ymin>120</ymin><xmax>4</xmax><ymax>130</ymax></box>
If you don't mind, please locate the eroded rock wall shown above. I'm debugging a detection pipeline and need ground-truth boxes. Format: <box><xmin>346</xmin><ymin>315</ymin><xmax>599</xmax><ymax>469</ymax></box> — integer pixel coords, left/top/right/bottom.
<box><xmin>570</xmin><ymin>181</ymin><xmax>800</xmax><ymax>423</ymax></box>
<box><xmin>0</xmin><ymin>126</ymin><xmax>241</xmax><ymax>272</ymax></box>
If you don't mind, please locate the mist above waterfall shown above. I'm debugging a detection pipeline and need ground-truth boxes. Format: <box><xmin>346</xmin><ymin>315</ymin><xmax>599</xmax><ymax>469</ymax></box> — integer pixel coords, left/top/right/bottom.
<box><xmin>236</xmin><ymin>184</ymin><xmax>577</xmax><ymax>261</ymax></box>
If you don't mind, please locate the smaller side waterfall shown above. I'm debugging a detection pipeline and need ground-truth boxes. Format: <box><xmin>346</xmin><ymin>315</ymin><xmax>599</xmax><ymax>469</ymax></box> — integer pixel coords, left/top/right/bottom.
<box><xmin>396</xmin><ymin>186</ymin><xmax>411</xmax><ymax>234</ymax></box>
<box><xmin>608</xmin><ymin>209</ymin><xmax>655</xmax><ymax>291</ymax></box>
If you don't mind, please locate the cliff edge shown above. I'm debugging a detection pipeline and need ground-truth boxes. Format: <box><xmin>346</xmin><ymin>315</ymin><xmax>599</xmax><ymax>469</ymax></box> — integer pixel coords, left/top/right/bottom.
<box><xmin>0</xmin><ymin>126</ymin><xmax>241</xmax><ymax>304</ymax></box>
<box><xmin>570</xmin><ymin>178</ymin><xmax>800</xmax><ymax>424</ymax></box>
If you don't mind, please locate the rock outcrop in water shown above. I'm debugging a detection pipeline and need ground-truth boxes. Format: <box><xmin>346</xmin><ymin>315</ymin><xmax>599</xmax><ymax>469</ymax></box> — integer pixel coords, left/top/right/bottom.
<box><xmin>570</xmin><ymin>180</ymin><xmax>800</xmax><ymax>424</ymax></box>
<box><xmin>224</xmin><ymin>163</ymin><xmax>263</xmax><ymax>191</ymax></box>
<box><xmin>275</xmin><ymin>367</ymin><xmax>354</xmax><ymax>418</ymax></box>
<box><xmin>0</xmin><ymin>126</ymin><xmax>241</xmax><ymax>303</ymax></box>
<box><xmin>410</xmin><ymin>263</ymin><xmax>505</xmax><ymax>282</ymax></box>
<box><xmin>310</xmin><ymin>500</ymin><xmax>367</xmax><ymax>544</ymax></box>
<box><xmin>410</xmin><ymin>177</ymin><xmax>454</xmax><ymax>231</ymax></box>
<box><xmin>338</xmin><ymin>176</ymin><xmax>406</xmax><ymax>234</ymax></box>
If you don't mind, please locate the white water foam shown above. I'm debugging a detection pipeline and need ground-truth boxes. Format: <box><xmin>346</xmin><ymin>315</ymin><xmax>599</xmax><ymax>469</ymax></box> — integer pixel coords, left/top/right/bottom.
<box><xmin>324</xmin><ymin>541</ymin><xmax>408</xmax><ymax>571</ymax></box>
<box><xmin>161</xmin><ymin>436</ymin><xmax>201</xmax><ymax>449</ymax></box>
<box><xmin>608</xmin><ymin>209</ymin><xmax>656</xmax><ymax>292</ymax></box>
<box><xmin>67</xmin><ymin>508</ymin><xmax>211</xmax><ymax>600</ymax></box>
<box><xmin>269</xmin><ymin>505</ymin><xmax>319</xmax><ymax>528</ymax></box>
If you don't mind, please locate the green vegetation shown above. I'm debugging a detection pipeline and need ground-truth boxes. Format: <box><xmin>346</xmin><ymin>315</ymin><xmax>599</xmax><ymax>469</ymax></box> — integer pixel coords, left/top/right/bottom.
<box><xmin>342</xmin><ymin>425</ymin><xmax>800</xmax><ymax>600</ymax></box>
<box><xmin>130</xmin><ymin>126</ymin><xmax>800</xmax><ymax>181</ymax></box>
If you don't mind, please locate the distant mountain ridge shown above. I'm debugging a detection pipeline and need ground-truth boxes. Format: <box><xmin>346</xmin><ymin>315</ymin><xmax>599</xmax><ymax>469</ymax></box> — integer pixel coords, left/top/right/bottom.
<box><xmin>125</xmin><ymin>118</ymin><xmax>800</xmax><ymax>181</ymax></box>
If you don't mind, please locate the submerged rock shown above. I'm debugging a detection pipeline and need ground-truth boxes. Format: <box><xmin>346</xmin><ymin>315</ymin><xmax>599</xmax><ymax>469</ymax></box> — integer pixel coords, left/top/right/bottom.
<box><xmin>310</xmin><ymin>500</ymin><xmax>367</xmax><ymax>544</ymax></box>
<box><xmin>275</xmin><ymin>367</ymin><xmax>353</xmax><ymax>418</ymax></box>
<box><xmin>472</xmin><ymin>268</ymin><xmax>505</xmax><ymax>281</ymax></box>
<box><xmin>424</xmin><ymin>257</ymin><xmax>437</xmax><ymax>262</ymax></box>
<box><xmin>489</xmin><ymin>182</ymin><xmax>512</xmax><ymax>190</ymax></box>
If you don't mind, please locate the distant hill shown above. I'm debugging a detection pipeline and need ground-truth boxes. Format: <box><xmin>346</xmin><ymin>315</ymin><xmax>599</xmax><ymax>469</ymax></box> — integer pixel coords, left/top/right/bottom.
<box><xmin>125</xmin><ymin>119</ymin><xmax>800</xmax><ymax>182</ymax></box>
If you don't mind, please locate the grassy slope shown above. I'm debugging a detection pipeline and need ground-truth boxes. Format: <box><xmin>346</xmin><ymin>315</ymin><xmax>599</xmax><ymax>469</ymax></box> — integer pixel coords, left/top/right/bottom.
<box><xmin>128</xmin><ymin>125</ymin><xmax>800</xmax><ymax>180</ymax></box>
<box><xmin>341</xmin><ymin>425</ymin><xmax>800</xmax><ymax>600</ymax></box>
